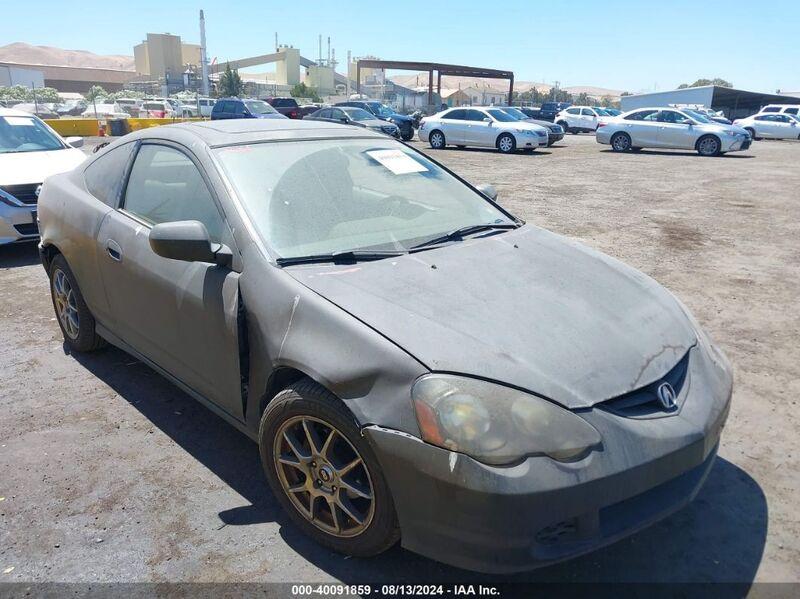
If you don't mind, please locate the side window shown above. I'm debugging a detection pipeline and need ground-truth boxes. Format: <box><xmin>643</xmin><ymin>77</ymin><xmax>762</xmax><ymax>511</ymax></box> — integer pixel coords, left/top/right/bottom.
<box><xmin>84</xmin><ymin>142</ymin><xmax>136</xmax><ymax>206</ymax></box>
<box><xmin>232</xmin><ymin>102</ymin><xmax>245</xmax><ymax>116</ymax></box>
<box><xmin>659</xmin><ymin>110</ymin><xmax>690</xmax><ymax>124</ymax></box>
<box><xmin>218</xmin><ymin>101</ymin><xmax>232</xmax><ymax>113</ymax></box>
<box><xmin>761</xmin><ymin>107</ymin><xmax>779</xmax><ymax>112</ymax></box>
<box><xmin>566</xmin><ymin>108</ymin><xmax>580</xmax><ymax>115</ymax></box>
<box><xmin>442</xmin><ymin>109</ymin><xmax>466</xmax><ymax>120</ymax></box>
<box><xmin>331</xmin><ymin>108</ymin><xmax>345</xmax><ymax>120</ymax></box>
<box><xmin>625</xmin><ymin>110</ymin><xmax>657</xmax><ymax>121</ymax></box>
<box><xmin>465</xmin><ymin>109</ymin><xmax>487</xmax><ymax>121</ymax></box>
<box><xmin>122</xmin><ymin>145</ymin><xmax>226</xmax><ymax>243</ymax></box>
<box><xmin>785</xmin><ymin>107</ymin><xmax>799</xmax><ymax>115</ymax></box>
<box><xmin>580</xmin><ymin>108</ymin><xmax>594</xmax><ymax>116</ymax></box>
<box><xmin>754</xmin><ymin>115</ymin><xmax>768</xmax><ymax>121</ymax></box>
<box><xmin>318</xmin><ymin>108</ymin><xmax>332</xmax><ymax>119</ymax></box>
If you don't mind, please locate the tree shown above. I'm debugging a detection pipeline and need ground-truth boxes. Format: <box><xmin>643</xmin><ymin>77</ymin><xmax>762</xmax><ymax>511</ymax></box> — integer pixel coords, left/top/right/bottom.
<box><xmin>678</xmin><ymin>78</ymin><xmax>733</xmax><ymax>89</ymax></box>
<box><xmin>218</xmin><ymin>64</ymin><xmax>243</xmax><ymax>97</ymax></box>
<box><xmin>0</xmin><ymin>85</ymin><xmax>59</xmax><ymax>103</ymax></box>
<box><xmin>290</xmin><ymin>82</ymin><xmax>321</xmax><ymax>102</ymax></box>
<box><xmin>85</xmin><ymin>85</ymin><xmax>109</xmax><ymax>101</ymax></box>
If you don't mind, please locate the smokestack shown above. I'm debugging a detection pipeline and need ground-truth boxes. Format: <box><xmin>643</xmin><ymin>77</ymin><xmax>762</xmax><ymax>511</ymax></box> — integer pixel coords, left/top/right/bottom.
<box><xmin>199</xmin><ymin>9</ymin><xmax>209</xmax><ymax>96</ymax></box>
<box><xmin>275</xmin><ymin>32</ymin><xmax>278</xmax><ymax>51</ymax></box>
<box><xmin>318</xmin><ymin>34</ymin><xmax>322</xmax><ymax>64</ymax></box>
<box><xmin>327</xmin><ymin>36</ymin><xmax>331</xmax><ymax>65</ymax></box>
<box><xmin>346</xmin><ymin>50</ymin><xmax>351</xmax><ymax>97</ymax></box>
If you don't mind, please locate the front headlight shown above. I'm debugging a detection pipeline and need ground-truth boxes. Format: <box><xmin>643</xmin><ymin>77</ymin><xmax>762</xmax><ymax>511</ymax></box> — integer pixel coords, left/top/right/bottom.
<box><xmin>412</xmin><ymin>374</ymin><xmax>601</xmax><ymax>465</ymax></box>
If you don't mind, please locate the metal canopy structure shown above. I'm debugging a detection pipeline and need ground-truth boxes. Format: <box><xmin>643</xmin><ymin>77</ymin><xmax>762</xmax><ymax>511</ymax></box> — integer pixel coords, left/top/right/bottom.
<box><xmin>356</xmin><ymin>60</ymin><xmax>514</xmax><ymax>106</ymax></box>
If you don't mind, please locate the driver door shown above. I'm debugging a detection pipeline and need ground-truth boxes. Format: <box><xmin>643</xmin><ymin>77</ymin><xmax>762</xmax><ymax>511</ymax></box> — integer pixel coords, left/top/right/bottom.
<box><xmin>657</xmin><ymin>110</ymin><xmax>696</xmax><ymax>148</ymax></box>
<box><xmin>95</xmin><ymin>141</ymin><xmax>245</xmax><ymax>420</ymax></box>
<box><xmin>464</xmin><ymin>109</ymin><xmax>493</xmax><ymax>146</ymax></box>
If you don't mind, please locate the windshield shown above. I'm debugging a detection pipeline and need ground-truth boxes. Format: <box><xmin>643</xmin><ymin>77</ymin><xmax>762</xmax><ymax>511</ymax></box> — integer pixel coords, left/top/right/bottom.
<box><xmin>0</xmin><ymin>115</ymin><xmax>65</xmax><ymax>154</ymax></box>
<box><xmin>245</xmin><ymin>101</ymin><xmax>277</xmax><ymax>114</ymax></box>
<box><xmin>368</xmin><ymin>103</ymin><xmax>394</xmax><ymax>117</ymax></box>
<box><xmin>682</xmin><ymin>109</ymin><xmax>712</xmax><ymax>124</ymax></box>
<box><xmin>214</xmin><ymin>138</ymin><xmax>513</xmax><ymax>259</ymax></box>
<box><xmin>487</xmin><ymin>109</ymin><xmax>517</xmax><ymax>122</ymax></box>
<box><xmin>342</xmin><ymin>107</ymin><xmax>375</xmax><ymax>121</ymax></box>
<box><xmin>501</xmin><ymin>107</ymin><xmax>528</xmax><ymax>120</ymax></box>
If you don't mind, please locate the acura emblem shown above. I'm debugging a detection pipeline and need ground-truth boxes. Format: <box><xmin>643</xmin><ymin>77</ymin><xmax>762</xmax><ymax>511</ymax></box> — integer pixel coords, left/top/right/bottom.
<box><xmin>656</xmin><ymin>382</ymin><xmax>677</xmax><ymax>410</ymax></box>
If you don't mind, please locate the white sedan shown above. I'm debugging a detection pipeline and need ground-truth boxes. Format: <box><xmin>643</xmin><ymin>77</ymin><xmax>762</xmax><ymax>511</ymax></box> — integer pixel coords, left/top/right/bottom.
<box><xmin>419</xmin><ymin>107</ymin><xmax>549</xmax><ymax>153</ymax></box>
<box><xmin>0</xmin><ymin>108</ymin><xmax>86</xmax><ymax>244</ymax></box>
<box><xmin>733</xmin><ymin>113</ymin><xmax>800</xmax><ymax>140</ymax></box>
<box><xmin>596</xmin><ymin>107</ymin><xmax>751</xmax><ymax>156</ymax></box>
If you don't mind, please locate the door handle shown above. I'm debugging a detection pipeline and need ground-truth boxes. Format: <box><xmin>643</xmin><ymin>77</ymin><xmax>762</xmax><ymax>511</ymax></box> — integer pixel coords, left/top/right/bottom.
<box><xmin>106</xmin><ymin>240</ymin><xmax>122</xmax><ymax>262</ymax></box>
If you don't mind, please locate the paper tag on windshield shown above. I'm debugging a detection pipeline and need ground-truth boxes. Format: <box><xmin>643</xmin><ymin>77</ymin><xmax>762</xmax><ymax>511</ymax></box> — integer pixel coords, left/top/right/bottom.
<box><xmin>5</xmin><ymin>117</ymin><xmax>36</xmax><ymax>127</ymax></box>
<box><xmin>366</xmin><ymin>149</ymin><xmax>427</xmax><ymax>175</ymax></box>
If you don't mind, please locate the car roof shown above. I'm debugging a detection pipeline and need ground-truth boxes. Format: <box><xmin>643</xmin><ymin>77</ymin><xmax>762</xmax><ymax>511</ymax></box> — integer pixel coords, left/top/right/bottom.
<box><xmin>121</xmin><ymin>118</ymin><xmax>387</xmax><ymax>147</ymax></box>
<box><xmin>0</xmin><ymin>107</ymin><xmax>42</xmax><ymax>118</ymax></box>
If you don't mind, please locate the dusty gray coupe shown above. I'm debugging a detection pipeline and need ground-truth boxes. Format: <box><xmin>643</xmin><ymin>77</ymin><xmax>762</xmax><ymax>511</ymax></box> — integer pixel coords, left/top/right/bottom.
<box><xmin>38</xmin><ymin>119</ymin><xmax>732</xmax><ymax>572</ymax></box>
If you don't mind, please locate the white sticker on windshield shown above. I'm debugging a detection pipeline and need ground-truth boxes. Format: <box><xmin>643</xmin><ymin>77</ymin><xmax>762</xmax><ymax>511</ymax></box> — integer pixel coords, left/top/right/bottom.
<box><xmin>5</xmin><ymin>117</ymin><xmax>36</xmax><ymax>127</ymax></box>
<box><xmin>366</xmin><ymin>149</ymin><xmax>427</xmax><ymax>175</ymax></box>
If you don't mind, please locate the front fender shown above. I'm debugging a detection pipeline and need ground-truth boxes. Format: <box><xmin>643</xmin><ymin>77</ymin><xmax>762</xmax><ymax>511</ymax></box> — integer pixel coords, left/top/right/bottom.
<box><xmin>239</xmin><ymin>245</ymin><xmax>428</xmax><ymax>437</ymax></box>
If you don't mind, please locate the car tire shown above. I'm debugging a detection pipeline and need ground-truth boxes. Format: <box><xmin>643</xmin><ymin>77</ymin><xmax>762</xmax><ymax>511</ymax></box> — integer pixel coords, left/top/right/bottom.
<box><xmin>696</xmin><ymin>135</ymin><xmax>721</xmax><ymax>157</ymax></box>
<box><xmin>401</xmin><ymin>131</ymin><xmax>414</xmax><ymax>141</ymax></box>
<box><xmin>496</xmin><ymin>133</ymin><xmax>516</xmax><ymax>154</ymax></box>
<box><xmin>259</xmin><ymin>378</ymin><xmax>400</xmax><ymax>557</ymax></box>
<box><xmin>49</xmin><ymin>254</ymin><xmax>106</xmax><ymax>352</ymax></box>
<box><xmin>557</xmin><ymin>120</ymin><xmax>569</xmax><ymax>134</ymax></box>
<box><xmin>610</xmin><ymin>132</ymin><xmax>632</xmax><ymax>152</ymax></box>
<box><xmin>744</xmin><ymin>127</ymin><xmax>758</xmax><ymax>141</ymax></box>
<box><xmin>429</xmin><ymin>130</ymin><xmax>446</xmax><ymax>149</ymax></box>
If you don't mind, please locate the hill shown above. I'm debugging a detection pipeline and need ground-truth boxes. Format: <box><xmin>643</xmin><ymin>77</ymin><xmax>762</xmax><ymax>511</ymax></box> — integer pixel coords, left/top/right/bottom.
<box><xmin>0</xmin><ymin>42</ymin><xmax>135</xmax><ymax>71</ymax></box>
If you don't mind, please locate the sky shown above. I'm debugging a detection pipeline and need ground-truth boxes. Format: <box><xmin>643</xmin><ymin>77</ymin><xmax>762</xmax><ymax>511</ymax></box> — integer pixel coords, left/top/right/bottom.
<box><xmin>2</xmin><ymin>0</ymin><xmax>799</xmax><ymax>93</ymax></box>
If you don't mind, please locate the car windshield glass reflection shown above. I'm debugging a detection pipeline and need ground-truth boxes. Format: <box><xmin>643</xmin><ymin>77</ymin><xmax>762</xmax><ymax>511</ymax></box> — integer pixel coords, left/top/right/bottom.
<box><xmin>682</xmin><ymin>110</ymin><xmax>712</xmax><ymax>124</ymax></box>
<box><xmin>214</xmin><ymin>139</ymin><xmax>513</xmax><ymax>259</ymax></box>
<box><xmin>245</xmin><ymin>101</ymin><xmax>276</xmax><ymax>114</ymax></box>
<box><xmin>0</xmin><ymin>116</ymin><xmax>65</xmax><ymax>154</ymax></box>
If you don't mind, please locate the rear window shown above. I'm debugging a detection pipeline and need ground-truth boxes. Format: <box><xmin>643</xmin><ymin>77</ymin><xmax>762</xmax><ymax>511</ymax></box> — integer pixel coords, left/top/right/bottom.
<box><xmin>761</xmin><ymin>106</ymin><xmax>779</xmax><ymax>112</ymax></box>
<box><xmin>271</xmin><ymin>98</ymin><xmax>299</xmax><ymax>108</ymax></box>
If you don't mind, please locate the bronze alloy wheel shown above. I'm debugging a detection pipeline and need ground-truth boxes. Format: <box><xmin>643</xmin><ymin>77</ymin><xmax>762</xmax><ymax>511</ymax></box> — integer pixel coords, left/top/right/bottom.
<box><xmin>273</xmin><ymin>415</ymin><xmax>375</xmax><ymax>538</ymax></box>
<box><xmin>52</xmin><ymin>268</ymin><xmax>80</xmax><ymax>340</ymax></box>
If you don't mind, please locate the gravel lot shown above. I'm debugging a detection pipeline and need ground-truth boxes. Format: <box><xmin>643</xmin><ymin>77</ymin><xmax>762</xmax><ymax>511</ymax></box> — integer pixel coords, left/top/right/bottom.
<box><xmin>0</xmin><ymin>133</ymin><xmax>798</xmax><ymax>585</ymax></box>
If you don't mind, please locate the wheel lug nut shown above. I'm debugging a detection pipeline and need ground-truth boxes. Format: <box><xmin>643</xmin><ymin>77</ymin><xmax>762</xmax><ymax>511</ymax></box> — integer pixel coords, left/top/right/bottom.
<box><xmin>311</xmin><ymin>461</ymin><xmax>316</xmax><ymax>468</ymax></box>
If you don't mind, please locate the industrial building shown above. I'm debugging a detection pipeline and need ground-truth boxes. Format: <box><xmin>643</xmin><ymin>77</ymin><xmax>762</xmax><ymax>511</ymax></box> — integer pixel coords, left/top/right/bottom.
<box><xmin>621</xmin><ymin>86</ymin><xmax>800</xmax><ymax>119</ymax></box>
<box><xmin>133</xmin><ymin>33</ymin><xmax>202</xmax><ymax>83</ymax></box>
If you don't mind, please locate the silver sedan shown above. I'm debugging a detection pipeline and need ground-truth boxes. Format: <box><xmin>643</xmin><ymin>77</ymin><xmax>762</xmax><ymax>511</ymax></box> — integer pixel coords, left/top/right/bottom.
<box><xmin>596</xmin><ymin>107</ymin><xmax>751</xmax><ymax>156</ymax></box>
<box><xmin>419</xmin><ymin>107</ymin><xmax>549</xmax><ymax>153</ymax></box>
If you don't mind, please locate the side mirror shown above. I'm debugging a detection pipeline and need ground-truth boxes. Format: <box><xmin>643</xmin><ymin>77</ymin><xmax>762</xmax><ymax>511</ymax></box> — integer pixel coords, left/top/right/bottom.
<box><xmin>65</xmin><ymin>136</ymin><xmax>84</xmax><ymax>148</ymax></box>
<box><xmin>476</xmin><ymin>184</ymin><xmax>498</xmax><ymax>201</ymax></box>
<box><xmin>149</xmin><ymin>220</ymin><xmax>232</xmax><ymax>267</ymax></box>
<box><xmin>483</xmin><ymin>117</ymin><xmax>492</xmax><ymax>123</ymax></box>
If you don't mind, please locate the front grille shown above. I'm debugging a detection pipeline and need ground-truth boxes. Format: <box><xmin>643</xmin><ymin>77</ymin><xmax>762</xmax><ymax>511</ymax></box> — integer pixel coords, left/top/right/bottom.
<box><xmin>599</xmin><ymin>350</ymin><xmax>691</xmax><ymax>418</ymax></box>
<box><xmin>1</xmin><ymin>183</ymin><xmax>40</xmax><ymax>205</ymax></box>
<box><xmin>13</xmin><ymin>222</ymin><xmax>39</xmax><ymax>236</ymax></box>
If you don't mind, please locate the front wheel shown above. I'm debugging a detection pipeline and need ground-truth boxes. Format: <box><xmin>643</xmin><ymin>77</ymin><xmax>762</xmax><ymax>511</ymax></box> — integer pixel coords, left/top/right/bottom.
<box><xmin>401</xmin><ymin>131</ymin><xmax>414</xmax><ymax>141</ymax></box>
<box><xmin>610</xmin><ymin>132</ymin><xmax>632</xmax><ymax>152</ymax></box>
<box><xmin>497</xmin><ymin>133</ymin><xmax>516</xmax><ymax>154</ymax></box>
<box><xmin>259</xmin><ymin>379</ymin><xmax>400</xmax><ymax>557</ymax></box>
<box><xmin>744</xmin><ymin>128</ymin><xmax>758</xmax><ymax>141</ymax></box>
<box><xmin>697</xmin><ymin>135</ymin><xmax>721</xmax><ymax>157</ymax></box>
<box><xmin>428</xmin><ymin>130</ymin><xmax>446</xmax><ymax>149</ymax></box>
<box><xmin>557</xmin><ymin>120</ymin><xmax>570</xmax><ymax>135</ymax></box>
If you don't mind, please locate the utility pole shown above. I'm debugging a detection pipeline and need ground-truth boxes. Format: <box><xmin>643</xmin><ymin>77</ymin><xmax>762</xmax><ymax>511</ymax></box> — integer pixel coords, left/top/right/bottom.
<box><xmin>346</xmin><ymin>50</ymin><xmax>351</xmax><ymax>98</ymax></box>
<box><xmin>199</xmin><ymin>9</ymin><xmax>209</xmax><ymax>96</ymax></box>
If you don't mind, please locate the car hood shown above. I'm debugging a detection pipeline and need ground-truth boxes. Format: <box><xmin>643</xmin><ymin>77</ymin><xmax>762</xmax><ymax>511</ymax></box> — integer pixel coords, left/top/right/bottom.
<box><xmin>0</xmin><ymin>147</ymin><xmax>86</xmax><ymax>186</ymax></box>
<box><xmin>285</xmin><ymin>226</ymin><xmax>697</xmax><ymax>409</ymax></box>
<box><xmin>388</xmin><ymin>114</ymin><xmax>413</xmax><ymax>122</ymax></box>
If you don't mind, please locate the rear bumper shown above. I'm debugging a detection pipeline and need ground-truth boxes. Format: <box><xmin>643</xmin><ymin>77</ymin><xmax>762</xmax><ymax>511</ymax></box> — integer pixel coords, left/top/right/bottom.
<box><xmin>366</xmin><ymin>344</ymin><xmax>732</xmax><ymax>573</ymax></box>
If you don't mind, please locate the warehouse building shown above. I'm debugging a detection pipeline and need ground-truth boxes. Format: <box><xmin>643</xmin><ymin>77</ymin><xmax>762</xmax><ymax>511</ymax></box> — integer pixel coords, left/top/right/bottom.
<box><xmin>621</xmin><ymin>86</ymin><xmax>800</xmax><ymax>119</ymax></box>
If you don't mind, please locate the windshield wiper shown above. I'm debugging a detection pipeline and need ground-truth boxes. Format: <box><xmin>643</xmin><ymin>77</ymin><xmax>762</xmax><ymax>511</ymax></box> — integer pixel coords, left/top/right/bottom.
<box><xmin>276</xmin><ymin>250</ymin><xmax>406</xmax><ymax>267</ymax></box>
<box><xmin>410</xmin><ymin>223</ymin><xmax>519</xmax><ymax>250</ymax></box>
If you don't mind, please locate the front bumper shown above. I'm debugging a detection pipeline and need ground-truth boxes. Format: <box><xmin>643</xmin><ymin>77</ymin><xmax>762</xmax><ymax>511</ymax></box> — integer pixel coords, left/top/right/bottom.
<box><xmin>517</xmin><ymin>133</ymin><xmax>549</xmax><ymax>149</ymax></box>
<box><xmin>723</xmin><ymin>135</ymin><xmax>751</xmax><ymax>152</ymax></box>
<box><xmin>0</xmin><ymin>200</ymin><xmax>39</xmax><ymax>245</ymax></box>
<box><xmin>548</xmin><ymin>132</ymin><xmax>565</xmax><ymax>144</ymax></box>
<box><xmin>366</xmin><ymin>344</ymin><xmax>732</xmax><ymax>573</ymax></box>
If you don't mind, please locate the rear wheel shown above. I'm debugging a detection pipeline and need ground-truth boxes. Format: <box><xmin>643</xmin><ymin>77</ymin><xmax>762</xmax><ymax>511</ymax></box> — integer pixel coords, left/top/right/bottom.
<box><xmin>744</xmin><ymin>127</ymin><xmax>757</xmax><ymax>141</ymax></box>
<box><xmin>259</xmin><ymin>379</ymin><xmax>399</xmax><ymax>557</ymax></box>
<box><xmin>696</xmin><ymin>135</ymin><xmax>721</xmax><ymax>157</ymax></box>
<box><xmin>429</xmin><ymin>130</ymin><xmax>446</xmax><ymax>149</ymax></box>
<box><xmin>401</xmin><ymin>130</ymin><xmax>414</xmax><ymax>141</ymax></box>
<box><xmin>497</xmin><ymin>133</ymin><xmax>516</xmax><ymax>154</ymax></box>
<box><xmin>610</xmin><ymin>132</ymin><xmax>632</xmax><ymax>152</ymax></box>
<box><xmin>49</xmin><ymin>254</ymin><xmax>106</xmax><ymax>352</ymax></box>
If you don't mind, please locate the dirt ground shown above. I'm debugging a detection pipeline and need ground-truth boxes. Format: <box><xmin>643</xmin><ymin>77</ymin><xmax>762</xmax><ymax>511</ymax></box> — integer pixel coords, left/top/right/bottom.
<box><xmin>0</xmin><ymin>134</ymin><xmax>798</xmax><ymax>586</ymax></box>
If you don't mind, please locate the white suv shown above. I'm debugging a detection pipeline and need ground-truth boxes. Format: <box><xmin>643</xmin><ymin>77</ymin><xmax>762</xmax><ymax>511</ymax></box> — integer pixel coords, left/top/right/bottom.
<box><xmin>760</xmin><ymin>104</ymin><xmax>800</xmax><ymax>117</ymax></box>
<box><xmin>555</xmin><ymin>106</ymin><xmax>613</xmax><ymax>134</ymax></box>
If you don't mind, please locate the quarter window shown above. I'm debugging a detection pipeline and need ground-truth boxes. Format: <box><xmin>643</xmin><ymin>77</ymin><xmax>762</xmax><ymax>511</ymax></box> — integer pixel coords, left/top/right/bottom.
<box><xmin>84</xmin><ymin>142</ymin><xmax>136</xmax><ymax>206</ymax></box>
<box><xmin>122</xmin><ymin>145</ymin><xmax>226</xmax><ymax>242</ymax></box>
